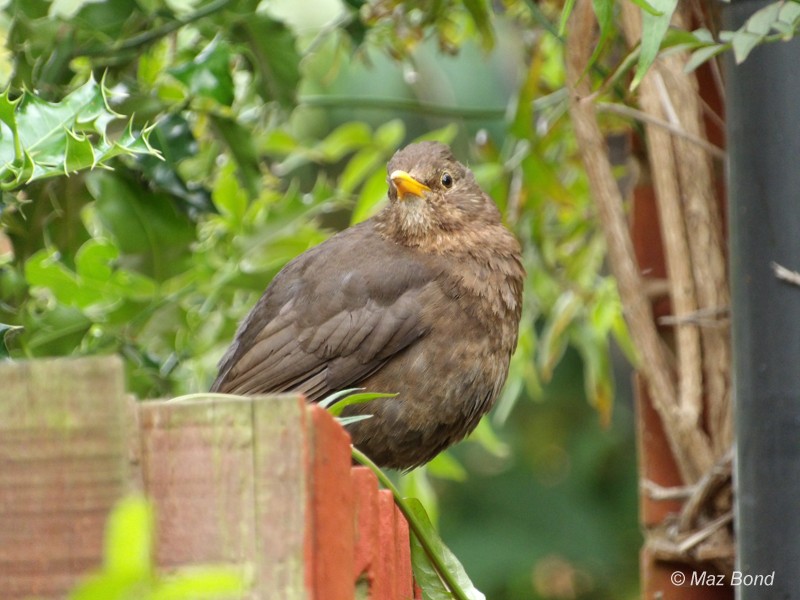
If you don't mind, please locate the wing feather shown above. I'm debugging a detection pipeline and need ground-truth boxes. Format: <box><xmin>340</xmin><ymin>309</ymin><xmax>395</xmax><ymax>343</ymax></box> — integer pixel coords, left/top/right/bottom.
<box><xmin>211</xmin><ymin>222</ymin><xmax>444</xmax><ymax>400</ymax></box>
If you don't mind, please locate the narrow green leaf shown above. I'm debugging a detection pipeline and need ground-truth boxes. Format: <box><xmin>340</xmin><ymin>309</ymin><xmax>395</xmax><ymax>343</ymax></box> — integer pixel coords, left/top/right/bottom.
<box><xmin>319</xmin><ymin>387</ymin><xmax>364</xmax><ymax>409</ymax></box>
<box><xmin>337</xmin><ymin>414</ymin><xmax>373</xmax><ymax>426</ymax></box>
<box><xmin>626</xmin><ymin>0</ymin><xmax>663</xmax><ymax>17</ymax></box>
<box><xmin>572</xmin><ymin>324</ymin><xmax>613</xmax><ymax>426</ymax></box>
<box><xmin>631</xmin><ymin>0</ymin><xmax>679</xmax><ymax>90</ymax></box>
<box><xmin>461</xmin><ymin>0</ymin><xmax>495</xmax><ymax>50</ymax></box>
<box><xmin>684</xmin><ymin>44</ymin><xmax>728</xmax><ymax>73</ymax></box>
<box><xmin>589</xmin><ymin>0</ymin><xmax>616</xmax><ymax>65</ymax></box>
<box><xmin>328</xmin><ymin>390</ymin><xmax>396</xmax><ymax>417</ymax></box>
<box><xmin>557</xmin><ymin>0</ymin><xmax>578</xmax><ymax>36</ymax></box>
<box><xmin>538</xmin><ymin>289</ymin><xmax>582</xmax><ymax>381</ymax></box>
<box><xmin>405</xmin><ymin>498</ymin><xmax>486</xmax><ymax>600</ymax></box>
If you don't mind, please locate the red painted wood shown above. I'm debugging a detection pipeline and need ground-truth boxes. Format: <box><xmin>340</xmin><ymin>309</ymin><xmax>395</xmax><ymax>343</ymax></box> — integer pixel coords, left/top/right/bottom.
<box><xmin>352</xmin><ymin>466</ymin><xmax>380</xmax><ymax>588</ymax></box>
<box><xmin>308</xmin><ymin>404</ymin><xmax>356</xmax><ymax>600</ymax></box>
<box><xmin>393</xmin><ymin>498</ymin><xmax>415</xmax><ymax>599</ymax></box>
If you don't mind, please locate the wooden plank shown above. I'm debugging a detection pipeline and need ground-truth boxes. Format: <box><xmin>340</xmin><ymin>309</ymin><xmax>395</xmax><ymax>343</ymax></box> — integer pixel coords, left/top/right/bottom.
<box><xmin>252</xmin><ymin>394</ymin><xmax>311</xmax><ymax>599</ymax></box>
<box><xmin>307</xmin><ymin>404</ymin><xmax>355</xmax><ymax>600</ymax></box>
<box><xmin>137</xmin><ymin>395</ymin><xmax>257</xmax><ymax>571</ymax></box>
<box><xmin>0</xmin><ymin>356</ymin><xmax>128</xmax><ymax>599</ymax></box>
<box><xmin>352</xmin><ymin>465</ymin><xmax>379</xmax><ymax>591</ymax></box>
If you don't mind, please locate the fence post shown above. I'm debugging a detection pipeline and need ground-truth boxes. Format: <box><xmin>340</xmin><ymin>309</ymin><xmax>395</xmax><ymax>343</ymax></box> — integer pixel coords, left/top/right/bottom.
<box><xmin>0</xmin><ymin>356</ymin><xmax>129</xmax><ymax>599</ymax></box>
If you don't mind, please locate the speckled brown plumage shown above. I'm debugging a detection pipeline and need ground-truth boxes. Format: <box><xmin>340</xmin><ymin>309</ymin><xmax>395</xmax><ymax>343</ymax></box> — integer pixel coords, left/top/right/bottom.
<box><xmin>212</xmin><ymin>141</ymin><xmax>524</xmax><ymax>469</ymax></box>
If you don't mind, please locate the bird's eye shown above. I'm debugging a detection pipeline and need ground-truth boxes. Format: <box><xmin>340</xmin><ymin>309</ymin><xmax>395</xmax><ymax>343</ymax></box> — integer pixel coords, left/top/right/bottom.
<box><xmin>441</xmin><ymin>172</ymin><xmax>453</xmax><ymax>188</ymax></box>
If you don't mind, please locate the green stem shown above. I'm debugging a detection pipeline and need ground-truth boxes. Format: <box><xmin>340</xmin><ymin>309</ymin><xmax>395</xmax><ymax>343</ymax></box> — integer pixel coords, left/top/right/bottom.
<box><xmin>81</xmin><ymin>0</ymin><xmax>233</xmax><ymax>58</ymax></box>
<box><xmin>351</xmin><ymin>447</ymin><xmax>471</xmax><ymax>600</ymax></box>
<box><xmin>298</xmin><ymin>95</ymin><xmax>505</xmax><ymax>121</ymax></box>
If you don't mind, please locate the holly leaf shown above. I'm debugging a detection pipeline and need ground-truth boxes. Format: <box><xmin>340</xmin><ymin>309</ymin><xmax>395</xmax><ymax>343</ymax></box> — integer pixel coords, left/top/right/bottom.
<box><xmin>0</xmin><ymin>76</ymin><xmax>160</xmax><ymax>190</ymax></box>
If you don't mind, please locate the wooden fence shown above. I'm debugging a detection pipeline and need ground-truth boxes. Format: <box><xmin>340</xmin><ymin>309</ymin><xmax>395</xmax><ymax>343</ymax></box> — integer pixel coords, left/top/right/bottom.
<box><xmin>0</xmin><ymin>356</ymin><xmax>417</xmax><ymax>599</ymax></box>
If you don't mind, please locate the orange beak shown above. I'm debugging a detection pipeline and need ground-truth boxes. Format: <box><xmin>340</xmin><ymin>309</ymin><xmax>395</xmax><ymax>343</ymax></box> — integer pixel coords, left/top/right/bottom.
<box><xmin>390</xmin><ymin>170</ymin><xmax>431</xmax><ymax>199</ymax></box>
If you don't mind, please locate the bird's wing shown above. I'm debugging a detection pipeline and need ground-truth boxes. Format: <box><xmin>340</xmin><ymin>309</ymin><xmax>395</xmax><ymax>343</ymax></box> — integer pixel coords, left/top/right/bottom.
<box><xmin>211</xmin><ymin>223</ymin><xmax>444</xmax><ymax>401</ymax></box>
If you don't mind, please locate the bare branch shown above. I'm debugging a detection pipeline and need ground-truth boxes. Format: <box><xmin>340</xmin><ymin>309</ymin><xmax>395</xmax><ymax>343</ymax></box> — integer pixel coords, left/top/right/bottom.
<box><xmin>772</xmin><ymin>262</ymin><xmax>800</xmax><ymax>287</ymax></box>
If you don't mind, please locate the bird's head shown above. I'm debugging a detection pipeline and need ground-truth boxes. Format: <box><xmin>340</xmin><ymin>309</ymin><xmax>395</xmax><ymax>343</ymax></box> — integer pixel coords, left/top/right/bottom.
<box><xmin>379</xmin><ymin>141</ymin><xmax>502</xmax><ymax>246</ymax></box>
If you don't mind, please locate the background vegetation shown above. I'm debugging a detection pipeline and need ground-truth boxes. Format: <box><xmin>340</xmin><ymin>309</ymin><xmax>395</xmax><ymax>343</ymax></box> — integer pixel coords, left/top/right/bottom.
<box><xmin>3</xmin><ymin>0</ymin><xmax>745</xmax><ymax>596</ymax></box>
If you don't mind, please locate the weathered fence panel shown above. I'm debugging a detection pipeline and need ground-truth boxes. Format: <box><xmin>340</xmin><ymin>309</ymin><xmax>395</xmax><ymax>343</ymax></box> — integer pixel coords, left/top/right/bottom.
<box><xmin>0</xmin><ymin>357</ymin><xmax>129</xmax><ymax>599</ymax></box>
<box><xmin>0</xmin><ymin>357</ymin><xmax>416</xmax><ymax>599</ymax></box>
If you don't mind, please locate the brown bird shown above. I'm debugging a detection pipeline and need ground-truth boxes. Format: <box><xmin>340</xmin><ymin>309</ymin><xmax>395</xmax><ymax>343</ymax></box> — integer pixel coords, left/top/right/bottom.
<box><xmin>212</xmin><ymin>141</ymin><xmax>524</xmax><ymax>469</ymax></box>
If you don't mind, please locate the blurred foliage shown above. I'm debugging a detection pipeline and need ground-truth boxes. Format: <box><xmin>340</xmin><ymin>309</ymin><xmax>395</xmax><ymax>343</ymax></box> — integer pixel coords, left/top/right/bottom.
<box><xmin>70</xmin><ymin>495</ymin><xmax>245</xmax><ymax>600</ymax></box>
<box><xmin>0</xmin><ymin>0</ymin><xmax>662</xmax><ymax>597</ymax></box>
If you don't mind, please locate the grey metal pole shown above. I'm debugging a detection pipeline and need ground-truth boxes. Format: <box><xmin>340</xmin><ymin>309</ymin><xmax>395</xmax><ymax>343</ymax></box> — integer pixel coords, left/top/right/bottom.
<box><xmin>724</xmin><ymin>1</ymin><xmax>800</xmax><ymax>597</ymax></box>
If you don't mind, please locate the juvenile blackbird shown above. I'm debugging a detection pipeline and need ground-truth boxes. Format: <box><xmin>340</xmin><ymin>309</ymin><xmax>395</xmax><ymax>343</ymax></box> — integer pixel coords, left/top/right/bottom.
<box><xmin>211</xmin><ymin>141</ymin><xmax>524</xmax><ymax>469</ymax></box>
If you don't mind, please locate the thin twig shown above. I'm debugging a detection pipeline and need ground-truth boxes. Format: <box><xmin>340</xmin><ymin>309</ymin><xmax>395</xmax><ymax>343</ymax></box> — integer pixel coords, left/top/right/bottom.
<box><xmin>642</xmin><ymin>480</ymin><xmax>694</xmax><ymax>501</ymax></box>
<box><xmin>596</xmin><ymin>102</ymin><xmax>725</xmax><ymax>160</ymax></box>
<box><xmin>658</xmin><ymin>306</ymin><xmax>729</xmax><ymax>328</ymax></box>
<box><xmin>80</xmin><ymin>0</ymin><xmax>233</xmax><ymax>58</ymax></box>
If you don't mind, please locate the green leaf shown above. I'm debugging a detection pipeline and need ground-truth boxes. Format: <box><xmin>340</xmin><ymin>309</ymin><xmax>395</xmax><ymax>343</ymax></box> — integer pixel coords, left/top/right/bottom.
<box><xmin>0</xmin><ymin>76</ymin><xmax>159</xmax><ymax>190</ymax></box>
<box><xmin>557</xmin><ymin>0</ymin><xmax>577</xmax><ymax>36</ymax></box>
<box><xmin>538</xmin><ymin>289</ymin><xmax>582</xmax><ymax>381</ymax></box>
<box><xmin>626</xmin><ymin>0</ymin><xmax>663</xmax><ymax>17</ymax></box>
<box><xmin>461</xmin><ymin>0</ymin><xmax>495</xmax><ymax>50</ymax></box>
<box><xmin>374</xmin><ymin>119</ymin><xmax>406</xmax><ymax>152</ymax></box>
<box><xmin>0</xmin><ymin>322</ymin><xmax>22</xmax><ymax>359</ymax></box>
<box><xmin>170</xmin><ymin>38</ymin><xmax>235</xmax><ymax>106</ymax></box>
<box><xmin>339</xmin><ymin>147</ymin><xmax>383</xmax><ymax>194</ymax></box>
<box><xmin>104</xmin><ymin>495</ymin><xmax>154</xmax><ymax>579</ymax></box>
<box><xmin>319</xmin><ymin>387</ymin><xmax>365</xmax><ymax>409</ymax></box>
<box><xmin>150</xmin><ymin>567</ymin><xmax>246</xmax><ymax>600</ymax></box>
<box><xmin>234</xmin><ymin>15</ymin><xmax>301</xmax><ymax>108</ymax></box>
<box><xmin>324</xmin><ymin>389</ymin><xmax>397</xmax><ymax>417</ymax></box>
<box><xmin>412</xmin><ymin>123</ymin><xmax>459</xmax><ymax>145</ymax></box>
<box><xmin>350</xmin><ymin>168</ymin><xmax>389</xmax><ymax>224</ymax></box>
<box><xmin>684</xmin><ymin>44</ymin><xmax>728</xmax><ymax>73</ymax></box>
<box><xmin>314</xmin><ymin>122</ymin><xmax>372</xmax><ymax>162</ymax></box>
<box><xmin>212</xmin><ymin>160</ymin><xmax>248</xmax><ymax>224</ymax></box>
<box><xmin>631</xmin><ymin>0</ymin><xmax>678</xmax><ymax>90</ymax></box>
<box><xmin>731</xmin><ymin>30</ymin><xmax>764</xmax><ymax>63</ymax></box>
<box><xmin>779</xmin><ymin>0</ymin><xmax>800</xmax><ymax>25</ymax></box>
<box><xmin>86</xmin><ymin>171</ymin><xmax>195</xmax><ymax>281</ymax></box>
<box><xmin>406</xmin><ymin>498</ymin><xmax>486</xmax><ymax>600</ymax></box>
<box><xmin>745</xmin><ymin>1</ymin><xmax>782</xmax><ymax>35</ymax></box>
<box><xmin>426</xmin><ymin>451</ymin><xmax>467</xmax><ymax>482</ymax></box>
<box><xmin>590</xmin><ymin>0</ymin><xmax>616</xmax><ymax>65</ymax></box>
<box><xmin>572</xmin><ymin>324</ymin><xmax>613</xmax><ymax>426</ymax></box>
